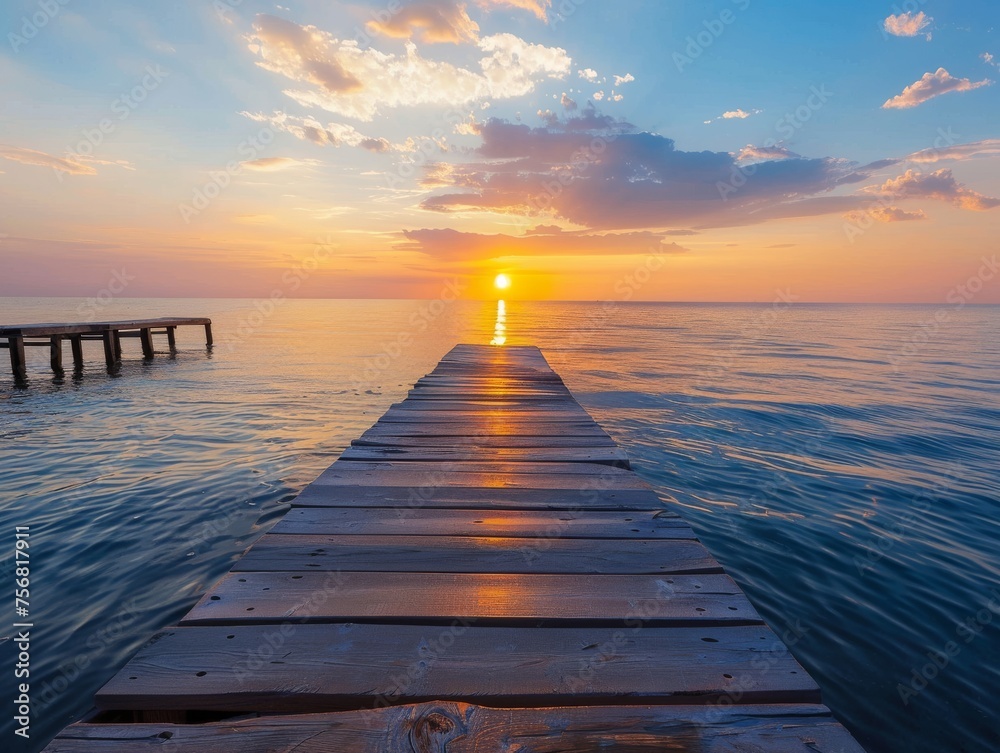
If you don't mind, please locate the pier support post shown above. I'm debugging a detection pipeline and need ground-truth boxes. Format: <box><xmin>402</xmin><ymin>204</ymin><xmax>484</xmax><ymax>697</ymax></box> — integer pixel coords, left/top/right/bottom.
<box><xmin>50</xmin><ymin>335</ymin><xmax>64</xmax><ymax>374</ymax></box>
<box><xmin>204</xmin><ymin>322</ymin><xmax>214</xmax><ymax>348</ymax></box>
<box><xmin>8</xmin><ymin>336</ymin><xmax>27</xmax><ymax>382</ymax></box>
<box><xmin>166</xmin><ymin>327</ymin><xmax>177</xmax><ymax>353</ymax></box>
<box><xmin>70</xmin><ymin>336</ymin><xmax>84</xmax><ymax>371</ymax></box>
<box><xmin>102</xmin><ymin>331</ymin><xmax>118</xmax><ymax>369</ymax></box>
<box><xmin>140</xmin><ymin>328</ymin><xmax>155</xmax><ymax>359</ymax></box>
<box><xmin>113</xmin><ymin>330</ymin><xmax>122</xmax><ymax>361</ymax></box>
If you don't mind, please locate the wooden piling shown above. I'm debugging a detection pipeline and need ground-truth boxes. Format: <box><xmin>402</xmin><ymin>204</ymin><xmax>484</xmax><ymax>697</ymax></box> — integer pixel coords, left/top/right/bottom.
<box><xmin>204</xmin><ymin>322</ymin><xmax>213</xmax><ymax>348</ymax></box>
<box><xmin>7</xmin><ymin>335</ymin><xmax>26</xmax><ymax>383</ymax></box>
<box><xmin>0</xmin><ymin>318</ymin><xmax>212</xmax><ymax>381</ymax></box>
<box><xmin>139</xmin><ymin>328</ymin><xmax>154</xmax><ymax>359</ymax></box>
<box><xmin>43</xmin><ymin>344</ymin><xmax>868</xmax><ymax>752</ymax></box>
<box><xmin>70</xmin><ymin>336</ymin><xmax>84</xmax><ymax>371</ymax></box>
<box><xmin>50</xmin><ymin>335</ymin><xmax>64</xmax><ymax>374</ymax></box>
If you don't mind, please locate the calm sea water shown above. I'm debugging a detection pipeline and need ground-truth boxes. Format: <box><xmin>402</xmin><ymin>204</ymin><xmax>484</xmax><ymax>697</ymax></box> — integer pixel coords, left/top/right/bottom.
<box><xmin>1</xmin><ymin>298</ymin><xmax>998</xmax><ymax>752</ymax></box>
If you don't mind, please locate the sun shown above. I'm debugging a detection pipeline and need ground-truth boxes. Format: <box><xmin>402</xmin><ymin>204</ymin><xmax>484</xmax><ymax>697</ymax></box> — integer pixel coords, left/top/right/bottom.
<box><xmin>494</xmin><ymin>273</ymin><xmax>512</xmax><ymax>290</ymax></box>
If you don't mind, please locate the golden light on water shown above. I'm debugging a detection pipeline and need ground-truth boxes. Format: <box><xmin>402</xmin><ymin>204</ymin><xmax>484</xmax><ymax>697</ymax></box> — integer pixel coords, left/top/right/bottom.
<box><xmin>490</xmin><ymin>299</ymin><xmax>507</xmax><ymax>347</ymax></box>
<box><xmin>494</xmin><ymin>273</ymin><xmax>511</xmax><ymax>290</ymax></box>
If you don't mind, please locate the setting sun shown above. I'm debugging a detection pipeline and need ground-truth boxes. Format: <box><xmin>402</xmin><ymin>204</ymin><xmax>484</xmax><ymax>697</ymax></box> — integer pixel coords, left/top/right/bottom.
<box><xmin>494</xmin><ymin>274</ymin><xmax>512</xmax><ymax>290</ymax></box>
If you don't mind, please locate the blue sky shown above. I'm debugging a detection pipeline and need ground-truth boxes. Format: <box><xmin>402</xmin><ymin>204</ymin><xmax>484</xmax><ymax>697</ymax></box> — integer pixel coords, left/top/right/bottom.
<box><xmin>1</xmin><ymin>0</ymin><xmax>998</xmax><ymax>300</ymax></box>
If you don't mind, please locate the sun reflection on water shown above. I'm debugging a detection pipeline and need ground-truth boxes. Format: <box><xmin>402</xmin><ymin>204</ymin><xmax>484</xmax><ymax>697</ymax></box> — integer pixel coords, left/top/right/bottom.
<box><xmin>490</xmin><ymin>299</ymin><xmax>507</xmax><ymax>346</ymax></box>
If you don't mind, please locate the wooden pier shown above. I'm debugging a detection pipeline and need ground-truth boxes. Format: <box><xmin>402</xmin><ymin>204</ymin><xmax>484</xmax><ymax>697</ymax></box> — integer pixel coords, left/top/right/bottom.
<box><xmin>0</xmin><ymin>318</ymin><xmax>212</xmax><ymax>382</ymax></box>
<box><xmin>44</xmin><ymin>345</ymin><xmax>866</xmax><ymax>752</ymax></box>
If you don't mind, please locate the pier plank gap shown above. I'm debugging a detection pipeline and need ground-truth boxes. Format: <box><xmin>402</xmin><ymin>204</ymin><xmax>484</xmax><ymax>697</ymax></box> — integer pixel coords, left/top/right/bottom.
<box><xmin>43</xmin><ymin>344</ymin><xmax>867</xmax><ymax>752</ymax></box>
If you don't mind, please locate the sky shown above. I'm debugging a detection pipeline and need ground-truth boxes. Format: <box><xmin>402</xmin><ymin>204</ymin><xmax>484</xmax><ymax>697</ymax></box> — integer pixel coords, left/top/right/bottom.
<box><xmin>1</xmin><ymin>0</ymin><xmax>998</xmax><ymax>302</ymax></box>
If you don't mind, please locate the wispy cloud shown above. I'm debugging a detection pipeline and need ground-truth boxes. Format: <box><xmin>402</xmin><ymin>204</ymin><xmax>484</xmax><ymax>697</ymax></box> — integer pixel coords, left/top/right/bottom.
<box><xmin>0</xmin><ymin>145</ymin><xmax>97</xmax><ymax>175</ymax></box>
<box><xmin>401</xmin><ymin>226</ymin><xmax>686</xmax><ymax>259</ymax></box>
<box><xmin>737</xmin><ymin>144</ymin><xmax>800</xmax><ymax>162</ymax></box>
<box><xmin>248</xmin><ymin>15</ymin><xmax>571</xmax><ymax>121</ymax></box>
<box><xmin>704</xmin><ymin>108</ymin><xmax>763</xmax><ymax>124</ymax></box>
<box><xmin>241</xmin><ymin>111</ymin><xmax>397</xmax><ymax>152</ymax></box>
<box><xmin>869</xmin><ymin>169</ymin><xmax>1000</xmax><ymax>210</ymax></box>
<box><xmin>241</xmin><ymin>157</ymin><xmax>311</xmax><ymax>171</ymax></box>
<box><xmin>883</xmin><ymin>12</ymin><xmax>933</xmax><ymax>40</ymax></box>
<box><xmin>367</xmin><ymin>0</ymin><xmax>480</xmax><ymax>44</ymax></box>
<box><xmin>906</xmin><ymin>139</ymin><xmax>1000</xmax><ymax>163</ymax></box>
<box><xmin>883</xmin><ymin>68</ymin><xmax>992</xmax><ymax>109</ymax></box>
<box><xmin>477</xmin><ymin>0</ymin><xmax>551</xmax><ymax>21</ymax></box>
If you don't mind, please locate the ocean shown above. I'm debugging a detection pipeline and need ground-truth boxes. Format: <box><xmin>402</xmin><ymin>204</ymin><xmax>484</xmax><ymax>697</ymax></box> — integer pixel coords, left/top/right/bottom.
<box><xmin>0</xmin><ymin>298</ymin><xmax>998</xmax><ymax>752</ymax></box>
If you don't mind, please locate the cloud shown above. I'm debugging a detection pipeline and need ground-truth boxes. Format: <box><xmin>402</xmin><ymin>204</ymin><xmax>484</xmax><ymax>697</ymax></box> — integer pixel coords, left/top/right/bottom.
<box><xmin>560</xmin><ymin>92</ymin><xmax>578</xmax><ymax>111</ymax></box>
<box><xmin>419</xmin><ymin>109</ymin><xmax>885</xmax><ymax>230</ymax></box>
<box><xmin>870</xmin><ymin>207</ymin><xmax>927</xmax><ymax>223</ymax></box>
<box><xmin>578</xmin><ymin>68</ymin><xmax>598</xmax><ymax>82</ymax></box>
<box><xmin>737</xmin><ymin>144</ymin><xmax>801</xmax><ymax>162</ymax></box>
<box><xmin>401</xmin><ymin>226</ymin><xmax>687</xmax><ymax>260</ymax></box>
<box><xmin>983</xmin><ymin>52</ymin><xmax>1000</xmax><ymax>71</ymax></box>
<box><xmin>906</xmin><ymin>139</ymin><xmax>1000</xmax><ymax>163</ymax></box>
<box><xmin>883</xmin><ymin>12</ymin><xmax>933</xmax><ymax>40</ymax></box>
<box><xmin>367</xmin><ymin>0</ymin><xmax>479</xmax><ymax>44</ymax></box>
<box><xmin>613</xmin><ymin>73</ymin><xmax>635</xmax><ymax>86</ymax></box>
<box><xmin>241</xmin><ymin>157</ymin><xmax>309</xmax><ymax>171</ymax></box>
<box><xmin>477</xmin><ymin>0</ymin><xmax>551</xmax><ymax>21</ymax></box>
<box><xmin>872</xmin><ymin>169</ymin><xmax>1000</xmax><ymax>210</ymax></box>
<box><xmin>882</xmin><ymin>68</ymin><xmax>992</xmax><ymax>109</ymax></box>
<box><xmin>704</xmin><ymin>108</ymin><xmax>763</xmax><ymax>124</ymax></box>
<box><xmin>248</xmin><ymin>15</ymin><xmax>571</xmax><ymax>121</ymax></box>
<box><xmin>242</xmin><ymin>111</ymin><xmax>398</xmax><ymax>152</ymax></box>
<box><xmin>0</xmin><ymin>145</ymin><xmax>98</xmax><ymax>175</ymax></box>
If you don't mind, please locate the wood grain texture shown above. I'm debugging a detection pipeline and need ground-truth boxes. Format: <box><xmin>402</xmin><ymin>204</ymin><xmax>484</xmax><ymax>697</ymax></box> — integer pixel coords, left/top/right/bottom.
<box><xmin>46</xmin><ymin>703</ymin><xmax>867</xmax><ymax>753</ymax></box>
<box><xmin>95</xmin><ymin>624</ymin><xmax>820</xmax><ymax>712</ymax></box>
<box><xmin>270</xmin><ymin>507</ymin><xmax>687</xmax><ymax>538</ymax></box>
<box><xmin>180</xmin><ymin>572</ymin><xmax>759</xmax><ymax>626</ymax></box>
<box><xmin>232</xmin><ymin>534</ymin><xmax>723</xmax><ymax>574</ymax></box>
<box><xmin>290</xmin><ymin>484</ymin><xmax>668</xmax><ymax>511</ymax></box>
<box><xmin>353</xmin><ymin>432</ymin><xmax>618</xmax><ymax>447</ymax></box>
<box><xmin>338</xmin><ymin>445</ymin><xmax>630</xmax><ymax>468</ymax></box>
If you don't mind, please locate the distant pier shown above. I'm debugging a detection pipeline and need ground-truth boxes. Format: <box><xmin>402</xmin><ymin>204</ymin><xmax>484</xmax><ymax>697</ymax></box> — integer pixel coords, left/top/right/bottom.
<box><xmin>0</xmin><ymin>317</ymin><xmax>212</xmax><ymax>382</ymax></box>
<box><xmin>43</xmin><ymin>344</ymin><xmax>866</xmax><ymax>751</ymax></box>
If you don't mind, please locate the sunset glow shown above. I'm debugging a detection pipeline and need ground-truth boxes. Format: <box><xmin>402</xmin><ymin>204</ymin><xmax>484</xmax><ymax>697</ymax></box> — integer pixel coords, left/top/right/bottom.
<box><xmin>494</xmin><ymin>274</ymin><xmax>512</xmax><ymax>291</ymax></box>
<box><xmin>1</xmin><ymin>2</ymin><xmax>998</xmax><ymax>302</ymax></box>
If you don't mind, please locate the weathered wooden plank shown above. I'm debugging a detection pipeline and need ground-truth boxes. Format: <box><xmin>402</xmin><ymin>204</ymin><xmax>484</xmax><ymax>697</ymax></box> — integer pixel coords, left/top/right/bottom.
<box><xmin>391</xmin><ymin>401</ymin><xmax>587</xmax><ymax>412</ymax></box>
<box><xmin>44</xmin><ymin>702</ymin><xmax>867</xmax><ymax>753</ymax></box>
<box><xmin>291</xmin><ymin>484</ymin><xmax>669</xmax><ymax>511</ymax></box>
<box><xmin>316</xmin><ymin>461</ymin><xmax>648</xmax><ymax>485</ymax></box>
<box><xmin>270</xmin><ymin>507</ymin><xmax>689</xmax><ymax>537</ymax></box>
<box><xmin>338</xmin><ymin>445</ymin><xmax>630</xmax><ymax>468</ymax></box>
<box><xmin>376</xmin><ymin>410</ymin><xmax>599</xmax><ymax>424</ymax></box>
<box><xmin>354</xmin><ymin>432</ymin><xmax>618</xmax><ymax>448</ymax></box>
<box><xmin>232</xmin><ymin>534</ymin><xmax>722</xmax><ymax>574</ymax></box>
<box><xmin>181</xmin><ymin>572</ymin><xmax>756</xmax><ymax>626</ymax></box>
<box><xmin>0</xmin><ymin>318</ymin><xmax>212</xmax><ymax>337</ymax></box>
<box><xmin>95</xmin><ymin>623</ymin><xmax>820</xmax><ymax>712</ymax></box>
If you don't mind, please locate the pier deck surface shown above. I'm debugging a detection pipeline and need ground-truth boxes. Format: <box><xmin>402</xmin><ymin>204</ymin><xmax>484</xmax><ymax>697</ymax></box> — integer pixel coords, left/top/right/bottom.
<box><xmin>44</xmin><ymin>344</ymin><xmax>866</xmax><ymax>752</ymax></box>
